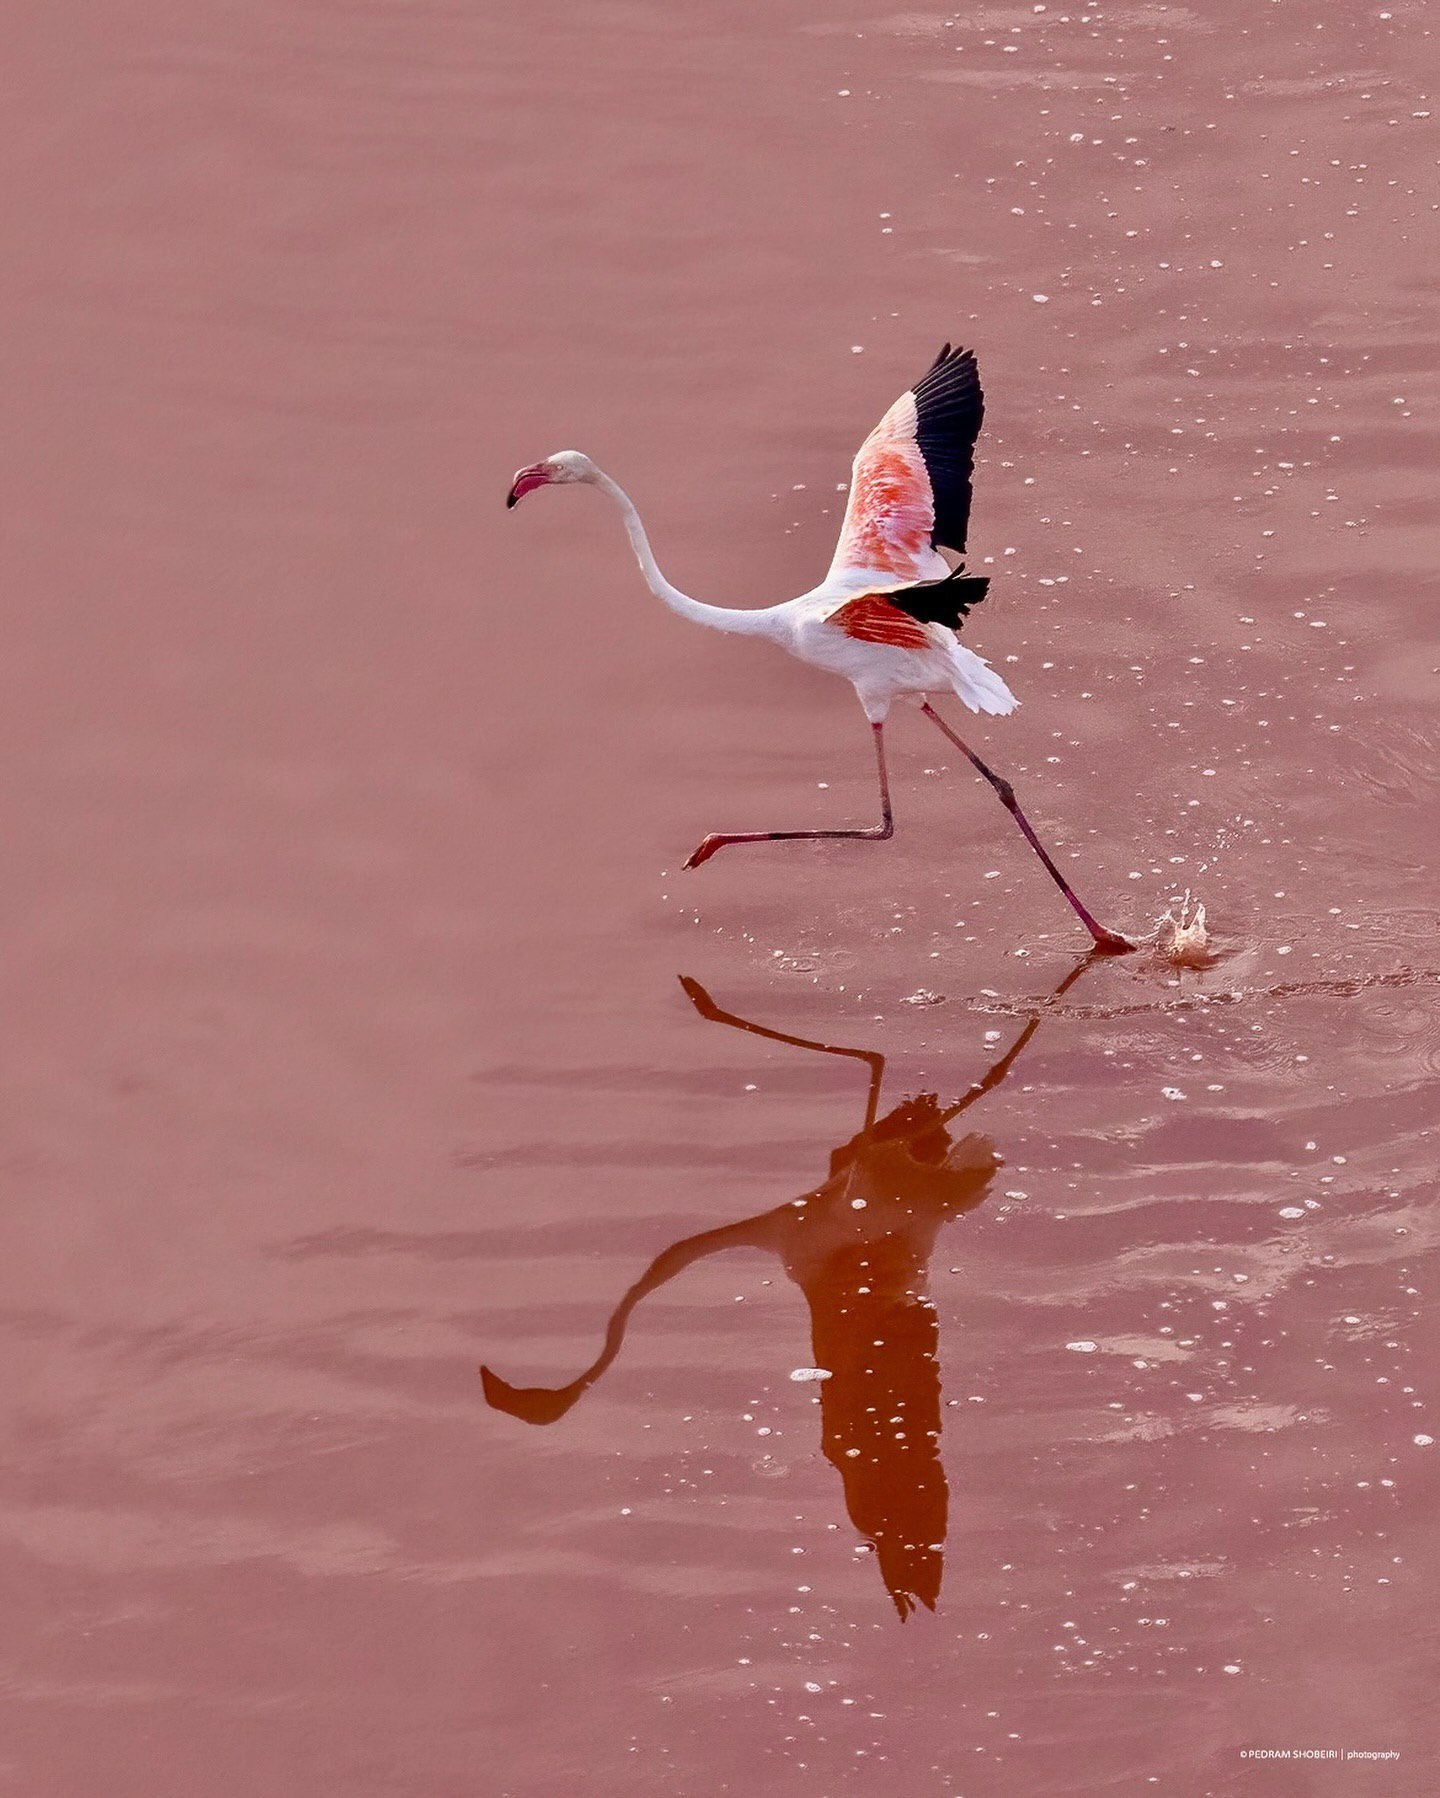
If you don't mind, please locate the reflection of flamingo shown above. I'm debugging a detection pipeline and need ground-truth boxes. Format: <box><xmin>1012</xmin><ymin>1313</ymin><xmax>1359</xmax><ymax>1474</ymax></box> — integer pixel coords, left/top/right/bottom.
<box><xmin>506</xmin><ymin>345</ymin><xmax>1130</xmax><ymax>953</ymax></box>
<box><xmin>482</xmin><ymin>959</ymin><xmax>1092</xmax><ymax>1618</ymax></box>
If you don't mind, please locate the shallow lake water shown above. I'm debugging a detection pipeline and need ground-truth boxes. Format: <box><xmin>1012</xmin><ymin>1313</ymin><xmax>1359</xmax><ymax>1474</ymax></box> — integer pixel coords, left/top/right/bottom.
<box><xmin>4</xmin><ymin>0</ymin><xmax>1438</xmax><ymax>1792</ymax></box>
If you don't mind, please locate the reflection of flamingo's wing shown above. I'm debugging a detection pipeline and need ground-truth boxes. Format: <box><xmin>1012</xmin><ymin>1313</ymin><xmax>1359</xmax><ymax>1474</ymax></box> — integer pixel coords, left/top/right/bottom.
<box><xmin>814</xmin><ymin>1253</ymin><xmax>947</xmax><ymax>1618</ymax></box>
<box><xmin>481</xmin><ymin>1211</ymin><xmax>788</xmax><ymax>1425</ymax></box>
<box><xmin>792</xmin><ymin>1130</ymin><xmax>997</xmax><ymax>1619</ymax></box>
<box><xmin>940</xmin><ymin>1129</ymin><xmax>1003</xmax><ymax>1186</ymax></box>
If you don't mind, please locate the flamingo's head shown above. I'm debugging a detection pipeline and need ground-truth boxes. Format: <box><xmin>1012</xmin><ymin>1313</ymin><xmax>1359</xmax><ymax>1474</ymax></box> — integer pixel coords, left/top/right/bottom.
<box><xmin>505</xmin><ymin>450</ymin><xmax>596</xmax><ymax>508</ymax></box>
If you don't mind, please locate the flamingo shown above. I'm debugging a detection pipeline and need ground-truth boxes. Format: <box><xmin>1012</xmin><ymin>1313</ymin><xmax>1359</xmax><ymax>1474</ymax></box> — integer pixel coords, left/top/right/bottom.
<box><xmin>506</xmin><ymin>344</ymin><xmax>1132</xmax><ymax>953</ymax></box>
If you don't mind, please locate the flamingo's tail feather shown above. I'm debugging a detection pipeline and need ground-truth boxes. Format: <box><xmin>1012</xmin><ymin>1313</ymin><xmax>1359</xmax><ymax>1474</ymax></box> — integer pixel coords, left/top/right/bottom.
<box><xmin>948</xmin><ymin>644</ymin><xmax>1018</xmax><ymax>716</ymax></box>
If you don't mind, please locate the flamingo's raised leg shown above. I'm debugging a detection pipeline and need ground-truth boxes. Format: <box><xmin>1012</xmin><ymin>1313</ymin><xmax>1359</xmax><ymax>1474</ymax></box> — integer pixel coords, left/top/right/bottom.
<box><xmin>684</xmin><ymin>722</ymin><xmax>893</xmax><ymax>870</ymax></box>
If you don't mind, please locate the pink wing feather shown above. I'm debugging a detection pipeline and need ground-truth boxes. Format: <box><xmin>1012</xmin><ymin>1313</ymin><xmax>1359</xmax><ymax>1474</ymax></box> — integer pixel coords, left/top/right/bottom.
<box><xmin>825</xmin><ymin>346</ymin><xmax>985</xmax><ymax>592</ymax></box>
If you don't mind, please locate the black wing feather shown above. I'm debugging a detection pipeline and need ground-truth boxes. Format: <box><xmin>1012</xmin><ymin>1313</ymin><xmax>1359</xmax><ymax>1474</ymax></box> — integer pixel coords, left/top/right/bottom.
<box><xmin>884</xmin><ymin>566</ymin><xmax>991</xmax><ymax>631</ymax></box>
<box><xmin>911</xmin><ymin>343</ymin><xmax>984</xmax><ymax>557</ymax></box>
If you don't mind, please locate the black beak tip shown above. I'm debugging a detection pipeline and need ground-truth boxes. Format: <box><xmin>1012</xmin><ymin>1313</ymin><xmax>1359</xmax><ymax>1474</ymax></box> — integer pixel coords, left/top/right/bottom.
<box><xmin>505</xmin><ymin>491</ymin><xmax>518</xmax><ymax>510</ymax></box>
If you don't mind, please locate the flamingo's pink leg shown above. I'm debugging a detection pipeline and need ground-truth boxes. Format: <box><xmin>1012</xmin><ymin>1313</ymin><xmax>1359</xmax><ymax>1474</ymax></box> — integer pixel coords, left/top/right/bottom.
<box><xmin>920</xmin><ymin>702</ymin><xmax>1132</xmax><ymax>953</ymax></box>
<box><xmin>684</xmin><ymin>723</ymin><xmax>893</xmax><ymax>870</ymax></box>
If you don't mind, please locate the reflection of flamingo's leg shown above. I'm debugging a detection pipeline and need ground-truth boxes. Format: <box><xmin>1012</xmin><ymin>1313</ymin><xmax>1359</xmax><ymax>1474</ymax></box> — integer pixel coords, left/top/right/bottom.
<box><xmin>482</xmin><ymin>1212</ymin><xmax>782</xmax><ymax>1425</ymax></box>
<box><xmin>938</xmin><ymin>952</ymin><xmax>1101</xmax><ymax>1125</ymax></box>
<box><xmin>680</xmin><ymin>976</ymin><xmax>886</xmax><ymax>1131</ymax></box>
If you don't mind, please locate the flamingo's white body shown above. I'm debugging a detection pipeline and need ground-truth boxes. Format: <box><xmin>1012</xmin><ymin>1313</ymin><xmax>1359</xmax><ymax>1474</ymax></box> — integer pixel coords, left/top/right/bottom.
<box><xmin>781</xmin><ymin>597</ymin><xmax>1018</xmax><ymax>722</ymax></box>
<box><xmin>507</xmin><ymin>345</ymin><xmax>1130</xmax><ymax>951</ymax></box>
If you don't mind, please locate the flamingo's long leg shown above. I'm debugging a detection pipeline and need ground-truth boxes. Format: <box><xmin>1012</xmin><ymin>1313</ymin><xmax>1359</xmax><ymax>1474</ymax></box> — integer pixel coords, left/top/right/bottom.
<box><xmin>684</xmin><ymin>721</ymin><xmax>894</xmax><ymax>871</ymax></box>
<box><xmin>920</xmin><ymin>701</ymin><xmax>1133</xmax><ymax>954</ymax></box>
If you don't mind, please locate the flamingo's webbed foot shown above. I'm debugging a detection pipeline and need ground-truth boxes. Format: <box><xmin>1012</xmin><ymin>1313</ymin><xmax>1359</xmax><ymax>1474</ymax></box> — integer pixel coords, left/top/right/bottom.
<box><xmin>683</xmin><ymin>834</ymin><xmax>727</xmax><ymax>870</ymax></box>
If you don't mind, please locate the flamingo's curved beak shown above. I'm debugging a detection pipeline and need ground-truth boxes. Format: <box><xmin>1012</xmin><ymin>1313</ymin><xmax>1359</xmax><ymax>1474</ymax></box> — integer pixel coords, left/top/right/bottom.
<box><xmin>505</xmin><ymin>463</ymin><xmax>551</xmax><ymax>509</ymax></box>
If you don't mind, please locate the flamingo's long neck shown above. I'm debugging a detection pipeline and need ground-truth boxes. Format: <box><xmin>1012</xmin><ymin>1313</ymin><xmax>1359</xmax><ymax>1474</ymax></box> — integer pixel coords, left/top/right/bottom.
<box><xmin>593</xmin><ymin>470</ymin><xmax>786</xmax><ymax>638</ymax></box>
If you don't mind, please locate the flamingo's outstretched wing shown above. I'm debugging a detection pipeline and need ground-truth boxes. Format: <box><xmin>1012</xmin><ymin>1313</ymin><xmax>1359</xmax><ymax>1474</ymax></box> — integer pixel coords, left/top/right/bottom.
<box><xmin>824</xmin><ymin>345</ymin><xmax>985</xmax><ymax>592</ymax></box>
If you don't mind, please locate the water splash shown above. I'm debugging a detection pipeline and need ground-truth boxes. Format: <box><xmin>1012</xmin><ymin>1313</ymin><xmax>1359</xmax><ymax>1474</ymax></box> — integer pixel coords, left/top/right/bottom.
<box><xmin>1155</xmin><ymin>892</ymin><xmax>1212</xmax><ymax>968</ymax></box>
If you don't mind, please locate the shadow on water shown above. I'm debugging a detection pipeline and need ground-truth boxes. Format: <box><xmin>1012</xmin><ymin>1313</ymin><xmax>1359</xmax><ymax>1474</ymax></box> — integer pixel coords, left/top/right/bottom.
<box><xmin>482</xmin><ymin>957</ymin><xmax>1098</xmax><ymax>1619</ymax></box>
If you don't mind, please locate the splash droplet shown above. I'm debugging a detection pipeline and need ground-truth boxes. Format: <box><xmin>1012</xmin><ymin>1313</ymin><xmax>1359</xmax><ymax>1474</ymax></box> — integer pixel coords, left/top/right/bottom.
<box><xmin>1156</xmin><ymin>892</ymin><xmax>1212</xmax><ymax>967</ymax></box>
